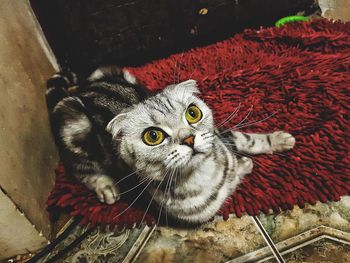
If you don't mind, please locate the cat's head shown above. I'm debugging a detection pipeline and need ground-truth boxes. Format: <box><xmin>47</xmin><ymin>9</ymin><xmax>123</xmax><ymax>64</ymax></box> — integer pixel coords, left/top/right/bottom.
<box><xmin>106</xmin><ymin>80</ymin><xmax>215</xmax><ymax>180</ymax></box>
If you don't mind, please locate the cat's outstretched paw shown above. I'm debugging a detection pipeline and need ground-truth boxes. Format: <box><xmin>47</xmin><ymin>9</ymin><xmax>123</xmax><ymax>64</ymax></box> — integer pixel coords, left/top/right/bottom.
<box><xmin>95</xmin><ymin>176</ymin><xmax>119</xmax><ymax>204</ymax></box>
<box><xmin>270</xmin><ymin>131</ymin><xmax>295</xmax><ymax>152</ymax></box>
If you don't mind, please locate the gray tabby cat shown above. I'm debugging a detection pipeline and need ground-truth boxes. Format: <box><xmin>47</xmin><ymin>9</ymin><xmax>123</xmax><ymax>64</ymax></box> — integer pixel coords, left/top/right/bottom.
<box><xmin>47</xmin><ymin>66</ymin><xmax>295</xmax><ymax>224</ymax></box>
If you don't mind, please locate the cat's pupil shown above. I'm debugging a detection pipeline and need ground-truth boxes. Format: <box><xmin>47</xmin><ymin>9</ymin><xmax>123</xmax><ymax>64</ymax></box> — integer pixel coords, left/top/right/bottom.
<box><xmin>150</xmin><ymin>131</ymin><xmax>157</xmax><ymax>140</ymax></box>
<box><xmin>189</xmin><ymin>109</ymin><xmax>196</xmax><ymax>117</ymax></box>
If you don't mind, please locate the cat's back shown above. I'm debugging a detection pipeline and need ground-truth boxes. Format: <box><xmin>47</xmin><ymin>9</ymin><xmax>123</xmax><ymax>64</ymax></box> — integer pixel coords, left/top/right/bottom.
<box><xmin>45</xmin><ymin>66</ymin><xmax>150</xmax><ymax>174</ymax></box>
<box><xmin>77</xmin><ymin>66</ymin><xmax>150</xmax><ymax>127</ymax></box>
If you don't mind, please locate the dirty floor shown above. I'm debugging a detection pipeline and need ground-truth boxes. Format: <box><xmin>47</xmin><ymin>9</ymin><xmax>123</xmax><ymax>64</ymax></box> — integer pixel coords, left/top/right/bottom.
<box><xmin>13</xmin><ymin>196</ymin><xmax>350</xmax><ymax>263</ymax></box>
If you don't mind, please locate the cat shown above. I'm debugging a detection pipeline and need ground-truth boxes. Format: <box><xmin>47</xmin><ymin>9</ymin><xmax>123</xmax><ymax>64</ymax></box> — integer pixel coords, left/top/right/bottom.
<box><xmin>46</xmin><ymin>66</ymin><xmax>295</xmax><ymax>224</ymax></box>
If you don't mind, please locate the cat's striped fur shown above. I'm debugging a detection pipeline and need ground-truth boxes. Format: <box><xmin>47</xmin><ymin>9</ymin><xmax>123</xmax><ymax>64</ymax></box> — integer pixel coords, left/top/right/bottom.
<box><xmin>47</xmin><ymin>66</ymin><xmax>149</xmax><ymax>204</ymax></box>
<box><xmin>46</xmin><ymin>67</ymin><xmax>295</xmax><ymax>224</ymax></box>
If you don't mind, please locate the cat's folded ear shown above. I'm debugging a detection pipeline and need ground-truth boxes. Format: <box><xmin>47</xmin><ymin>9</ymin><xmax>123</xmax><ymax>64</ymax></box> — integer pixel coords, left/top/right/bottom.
<box><xmin>165</xmin><ymin>79</ymin><xmax>200</xmax><ymax>95</ymax></box>
<box><xmin>106</xmin><ymin>113</ymin><xmax>127</xmax><ymax>138</ymax></box>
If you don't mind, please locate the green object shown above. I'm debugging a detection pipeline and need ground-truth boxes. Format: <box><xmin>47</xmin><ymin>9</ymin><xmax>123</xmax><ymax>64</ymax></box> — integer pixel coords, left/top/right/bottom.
<box><xmin>275</xmin><ymin>15</ymin><xmax>309</xmax><ymax>28</ymax></box>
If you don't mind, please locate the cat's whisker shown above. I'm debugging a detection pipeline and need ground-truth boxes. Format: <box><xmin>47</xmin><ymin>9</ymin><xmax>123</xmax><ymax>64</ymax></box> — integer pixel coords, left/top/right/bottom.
<box><xmin>233</xmin><ymin>104</ymin><xmax>254</xmax><ymax>128</ymax></box>
<box><xmin>218</xmin><ymin>136</ymin><xmax>259</xmax><ymax>157</ymax></box>
<box><xmin>233</xmin><ymin>111</ymin><xmax>278</xmax><ymax>130</ymax></box>
<box><xmin>160</xmin><ymin>171</ymin><xmax>171</xmax><ymax>226</ymax></box>
<box><xmin>167</xmin><ymin>167</ymin><xmax>178</xmax><ymax>225</ymax></box>
<box><xmin>164</xmin><ymin>173</ymin><xmax>172</xmax><ymax>226</ymax></box>
<box><xmin>220</xmin><ymin>108</ymin><xmax>277</xmax><ymax>135</ymax></box>
<box><xmin>163</xmin><ymin>167</ymin><xmax>176</xmax><ymax>226</ymax></box>
<box><xmin>219</xmin><ymin>143</ymin><xmax>266</xmax><ymax>168</ymax></box>
<box><xmin>219</xmin><ymin>105</ymin><xmax>254</xmax><ymax>134</ymax></box>
<box><xmin>138</xmin><ymin>168</ymin><xmax>171</xmax><ymax>228</ymax></box>
<box><xmin>112</xmin><ymin>178</ymin><xmax>155</xmax><ymax>220</ymax></box>
<box><xmin>156</xmin><ymin>190</ymin><xmax>166</xmax><ymax>226</ymax></box>
<box><xmin>220</xmin><ymin>142</ymin><xmax>254</xmax><ymax>157</ymax></box>
<box><xmin>215</xmin><ymin>101</ymin><xmax>241</xmax><ymax>129</ymax></box>
<box><xmin>174</xmin><ymin>166</ymin><xmax>180</xmax><ymax>189</ymax></box>
<box><xmin>114</xmin><ymin>170</ymin><xmax>138</xmax><ymax>186</ymax></box>
<box><xmin>156</xmin><ymin>168</ymin><xmax>175</xmax><ymax>226</ymax></box>
<box><xmin>114</xmin><ymin>159</ymin><xmax>157</xmax><ymax>186</ymax></box>
<box><xmin>118</xmin><ymin>176</ymin><xmax>150</xmax><ymax>196</ymax></box>
<box><xmin>111</xmin><ymin>160</ymin><xmax>160</xmax><ymax>220</ymax></box>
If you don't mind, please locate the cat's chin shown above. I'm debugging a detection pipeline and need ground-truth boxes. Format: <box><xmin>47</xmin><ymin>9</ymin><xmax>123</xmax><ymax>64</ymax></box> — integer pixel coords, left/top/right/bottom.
<box><xmin>165</xmin><ymin>152</ymin><xmax>205</xmax><ymax>171</ymax></box>
<box><xmin>184</xmin><ymin>151</ymin><xmax>208</xmax><ymax>169</ymax></box>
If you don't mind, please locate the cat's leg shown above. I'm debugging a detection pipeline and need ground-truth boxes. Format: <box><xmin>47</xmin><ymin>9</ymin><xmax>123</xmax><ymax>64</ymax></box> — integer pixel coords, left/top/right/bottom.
<box><xmin>73</xmin><ymin>160</ymin><xmax>120</xmax><ymax>204</ymax></box>
<box><xmin>47</xmin><ymin>73</ymin><xmax>119</xmax><ymax>204</ymax></box>
<box><xmin>221</xmin><ymin>130</ymin><xmax>295</xmax><ymax>155</ymax></box>
<box><xmin>52</xmin><ymin>97</ymin><xmax>119</xmax><ymax>204</ymax></box>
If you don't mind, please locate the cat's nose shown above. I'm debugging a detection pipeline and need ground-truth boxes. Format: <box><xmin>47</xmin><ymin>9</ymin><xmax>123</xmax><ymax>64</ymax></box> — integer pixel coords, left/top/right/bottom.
<box><xmin>181</xmin><ymin>135</ymin><xmax>195</xmax><ymax>147</ymax></box>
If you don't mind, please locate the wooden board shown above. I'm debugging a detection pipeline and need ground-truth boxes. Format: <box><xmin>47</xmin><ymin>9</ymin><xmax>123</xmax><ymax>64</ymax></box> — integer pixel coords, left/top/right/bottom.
<box><xmin>0</xmin><ymin>0</ymin><xmax>59</xmax><ymax>257</ymax></box>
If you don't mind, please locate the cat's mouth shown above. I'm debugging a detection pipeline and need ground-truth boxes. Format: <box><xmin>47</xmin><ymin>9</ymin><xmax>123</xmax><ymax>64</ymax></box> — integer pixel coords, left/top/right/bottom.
<box><xmin>173</xmin><ymin>150</ymin><xmax>204</xmax><ymax>168</ymax></box>
<box><xmin>187</xmin><ymin>149</ymin><xmax>208</xmax><ymax>166</ymax></box>
<box><xmin>192</xmin><ymin>149</ymin><xmax>205</xmax><ymax>156</ymax></box>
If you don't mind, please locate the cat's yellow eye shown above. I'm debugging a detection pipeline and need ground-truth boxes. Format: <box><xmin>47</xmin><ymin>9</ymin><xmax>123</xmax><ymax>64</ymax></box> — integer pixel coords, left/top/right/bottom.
<box><xmin>185</xmin><ymin>104</ymin><xmax>202</xmax><ymax>124</ymax></box>
<box><xmin>142</xmin><ymin>128</ymin><xmax>165</xmax><ymax>146</ymax></box>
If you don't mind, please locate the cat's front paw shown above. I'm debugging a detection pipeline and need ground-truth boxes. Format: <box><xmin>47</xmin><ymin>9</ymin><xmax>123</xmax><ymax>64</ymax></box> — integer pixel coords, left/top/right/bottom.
<box><xmin>270</xmin><ymin>131</ymin><xmax>295</xmax><ymax>152</ymax></box>
<box><xmin>95</xmin><ymin>176</ymin><xmax>119</xmax><ymax>204</ymax></box>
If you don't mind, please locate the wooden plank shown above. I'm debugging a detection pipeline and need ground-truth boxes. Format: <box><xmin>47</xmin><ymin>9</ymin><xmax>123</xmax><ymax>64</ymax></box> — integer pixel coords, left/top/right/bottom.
<box><xmin>0</xmin><ymin>0</ymin><xmax>59</xmax><ymax>244</ymax></box>
<box><xmin>0</xmin><ymin>189</ymin><xmax>48</xmax><ymax>260</ymax></box>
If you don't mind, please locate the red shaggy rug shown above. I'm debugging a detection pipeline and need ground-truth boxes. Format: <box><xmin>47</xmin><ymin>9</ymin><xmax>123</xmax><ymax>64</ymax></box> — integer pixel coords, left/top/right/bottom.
<box><xmin>47</xmin><ymin>19</ymin><xmax>350</xmax><ymax>229</ymax></box>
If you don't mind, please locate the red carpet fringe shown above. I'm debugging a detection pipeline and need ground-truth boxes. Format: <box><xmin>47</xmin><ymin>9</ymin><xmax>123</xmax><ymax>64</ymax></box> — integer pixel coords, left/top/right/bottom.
<box><xmin>47</xmin><ymin>19</ymin><xmax>350</xmax><ymax>228</ymax></box>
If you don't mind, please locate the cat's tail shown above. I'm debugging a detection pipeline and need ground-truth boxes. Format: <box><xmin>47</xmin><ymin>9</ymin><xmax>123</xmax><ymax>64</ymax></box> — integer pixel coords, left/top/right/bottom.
<box><xmin>46</xmin><ymin>71</ymin><xmax>78</xmax><ymax>112</ymax></box>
